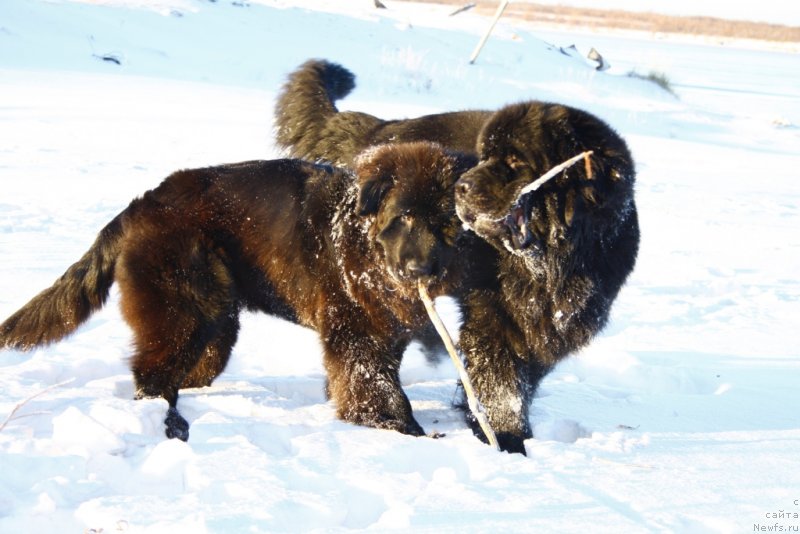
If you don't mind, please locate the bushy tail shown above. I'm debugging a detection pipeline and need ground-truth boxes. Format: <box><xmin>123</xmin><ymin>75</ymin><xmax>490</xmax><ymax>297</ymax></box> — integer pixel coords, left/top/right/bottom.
<box><xmin>0</xmin><ymin>213</ymin><xmax>125</xmax><ymax>351</ymax></box>
<box><xmin>274</xmin><ymin>59</ymin><xmax>355</xmax><ymax>158</ymax></box>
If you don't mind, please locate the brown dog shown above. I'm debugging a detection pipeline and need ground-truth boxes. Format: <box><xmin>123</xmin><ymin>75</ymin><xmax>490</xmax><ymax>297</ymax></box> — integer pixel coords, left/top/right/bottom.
<box><xmin>0</xmin><ymin>142</ymin><xmax>487</xmax><ymax>441</ymax></box>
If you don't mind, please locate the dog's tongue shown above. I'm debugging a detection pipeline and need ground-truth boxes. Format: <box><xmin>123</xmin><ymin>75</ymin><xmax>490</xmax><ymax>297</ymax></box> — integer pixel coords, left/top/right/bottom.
<box><xmin>504</xmin><ymin>201</ymin><xmax>533</xmax><ymax>249</ymax></box>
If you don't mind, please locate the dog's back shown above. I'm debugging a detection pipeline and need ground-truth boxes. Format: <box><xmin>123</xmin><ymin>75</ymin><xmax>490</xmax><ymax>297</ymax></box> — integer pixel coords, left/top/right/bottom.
<box><xmin>371</xmin><ymin>110</ymin><xmax>490</xmax><ymax>157</ymax></box>
<box><xmin>274</xmin><ymin>59</ymin><xmax>490</xmax><ymax>166</ymax></box>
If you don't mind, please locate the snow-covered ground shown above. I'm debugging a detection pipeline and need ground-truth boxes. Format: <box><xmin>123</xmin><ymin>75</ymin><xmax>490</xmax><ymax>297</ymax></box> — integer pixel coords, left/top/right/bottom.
<box><xmin>1</xmin><ymin>0</ymin><xmax>799</xmax><ymax>532</ymax></box>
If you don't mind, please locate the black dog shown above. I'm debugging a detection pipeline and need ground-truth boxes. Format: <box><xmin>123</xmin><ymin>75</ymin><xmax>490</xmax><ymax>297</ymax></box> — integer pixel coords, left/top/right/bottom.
<box><xmin>0</xmin><ymin>142</ymin><xmax>488</xmax><ymax>442</ymax></box>
<box><xmin>274</xmin><ymin>59</ymin><xmax>491</xmax><ymax>166</ymax></box>
<box><xmin>274</xmin><ymin>59</ymin><xmax>639</xmax><ymax>453</ymax></box>
<box><xmin>454</xmin><ymin>102</ymin><xmax>640</xmax><ymax>452</ymax></box>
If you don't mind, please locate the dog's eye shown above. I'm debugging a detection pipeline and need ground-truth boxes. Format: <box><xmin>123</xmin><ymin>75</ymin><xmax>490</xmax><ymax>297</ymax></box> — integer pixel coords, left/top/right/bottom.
<box><xmin>381</xmin><ymin>214</ymin><xmax>410</xmax><ymax>237</ymax></box>
<box><xmin>507</xmin><ymin>156</ymin><xmax>528</xmax><ymax>171</ymax></box>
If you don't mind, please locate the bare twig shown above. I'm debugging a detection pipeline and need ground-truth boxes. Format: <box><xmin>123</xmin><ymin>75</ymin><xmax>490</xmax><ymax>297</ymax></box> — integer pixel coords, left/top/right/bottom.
<box><xmin>486</xmin><ymin>151</ymin><xmax>595</xmax><ymax>225</ymax></box>
<box><xmin>450</xmin><ymin>3</ymin><xmax>476</xmax><ymax>16</ymax></box>
<box><xmin>516</xmin><ymin>150</ymin><xmax>594</xmax><ymax>199</ymax></box>
<box><xmin>584</xmin><ymin>150</ymin><xmax>594</xmax><ymax>178</ymax></box>
<box><xmin>418</xmin><ymin>281</ymin><xmax>500</xmax><ymax>451</ymax></box>
<box><xmin>469</xmin><ymin>0</ymin><xmax>509</xmax><ymax>64</ymax></box>
<box><xmin>0</xmin><ymin>378</ymin><xmax>75</xmax><ymax>432</ymax></box>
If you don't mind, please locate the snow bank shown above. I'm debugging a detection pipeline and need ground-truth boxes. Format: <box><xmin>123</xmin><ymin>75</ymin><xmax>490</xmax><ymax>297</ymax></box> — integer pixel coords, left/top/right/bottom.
<box><xmin>0</xmin><ymin>0</ymin><xmax>798</xmax><ymax>531</ymax></box>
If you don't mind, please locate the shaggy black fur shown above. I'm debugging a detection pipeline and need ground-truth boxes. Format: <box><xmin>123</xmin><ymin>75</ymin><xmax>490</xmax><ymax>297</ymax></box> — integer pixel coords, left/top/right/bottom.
<box><xmin>0</xmin><ymin>142</ymin><xmax>493</xmax><ymax>442</ymax></box>
<box><xmin>274</xmin><ymin>59</ymin><xmax>491</xmax><ymax>166</ymax></box>
<box><xmin>454</xmin><ymin>101</ymin><xmax>640</xmax><ymax>453</ymax></box>
<box><xmin>274</xmin><ymin>59</ymin><xmax>639</xmax><ymax>454</ymax></box>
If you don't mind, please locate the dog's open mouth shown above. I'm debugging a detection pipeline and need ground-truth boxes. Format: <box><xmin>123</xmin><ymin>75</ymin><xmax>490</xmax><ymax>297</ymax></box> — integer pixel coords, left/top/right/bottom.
<box><xmin>504</xmin><ymin>200</ymin><xmax>534</xmax><ymax>250</ymax></box>
<box><xmin>458</xmin><ymin>196</ymin><xmax>540</xmax><ymax>254</ymax></box>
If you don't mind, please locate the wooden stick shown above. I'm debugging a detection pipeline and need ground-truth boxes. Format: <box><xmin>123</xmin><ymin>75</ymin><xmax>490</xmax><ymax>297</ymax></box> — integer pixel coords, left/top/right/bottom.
<box><xmin>468</xmin><ymin>0</ymin><xmax>509</xmax><ymax>64</ymax></box>
<box><xmin>450</xmin><ymin>3</ymin><xmax>476</xmax><ymax>16</ymax></box>
<box><xmin>418</xmin><ymin>281</ymin><xmax>500</xmax><ymax>451</ymax></box>
<box><xmin>584</xmin><ymin>150</ymin><xmax>594</xmax><ymax>179</ymax></box>
<box><xmin>515</xmin><ymin>150</ymin><xmax>594</xmax><ymax>199</ymax></box>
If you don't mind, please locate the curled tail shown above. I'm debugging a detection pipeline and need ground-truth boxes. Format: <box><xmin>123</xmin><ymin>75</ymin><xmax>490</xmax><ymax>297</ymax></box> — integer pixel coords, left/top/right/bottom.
<box><xmin>0</xmin><ymin>213</ymin><xmax>124</xmax><ymax>351</ymax></box>
<box><xmin>274</xmin><ymin>59</ymin><xmax>356</xmax><ymax>159</ymax></box>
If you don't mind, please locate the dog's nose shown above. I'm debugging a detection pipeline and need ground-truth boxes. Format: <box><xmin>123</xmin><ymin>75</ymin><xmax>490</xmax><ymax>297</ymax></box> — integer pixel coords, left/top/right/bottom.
<box><xmin>406</xmin><ymin>259</ymin><xmax>434</xmax><ymax>278</ymax></box>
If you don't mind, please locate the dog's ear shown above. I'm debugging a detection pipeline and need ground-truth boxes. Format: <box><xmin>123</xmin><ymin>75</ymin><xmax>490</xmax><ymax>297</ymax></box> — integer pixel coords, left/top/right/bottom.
<box><xmin>356</xmin><ymin>178</ymin><xmax>393</xmax><ymax>216</ymax></box>
<box><xmin>354</xmin><ymin>145</ymin><xmax>397</xmax><ymax>216</ymax></box>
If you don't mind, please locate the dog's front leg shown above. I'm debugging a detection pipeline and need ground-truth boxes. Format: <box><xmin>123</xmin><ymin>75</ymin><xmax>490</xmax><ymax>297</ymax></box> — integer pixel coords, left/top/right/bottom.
<box><xmin>322</xmin><ymin>333</ymin><xmax>424</xmax><ymax>437</ymax></box>
<box><xmin>458</xmin><ymin>294</ymin><xmax>539</xmax><ymax>454</ymax></box>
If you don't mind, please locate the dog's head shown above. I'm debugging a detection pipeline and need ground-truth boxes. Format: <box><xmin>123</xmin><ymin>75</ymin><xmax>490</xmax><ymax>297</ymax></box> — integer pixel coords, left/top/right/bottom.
<box><xmin>354</xmin><ymin>142</ymin><xmax>474</xmax><ymax>285</ymax></box>
<box><xmin>455</xmin><ymin>103</ymin><xmax>561</xmax><ymax>254</ymax></box>
<box><xmin>455</xmin><ymin>102</ymin><xmax>632</xmax><ymax>256</ymax></box>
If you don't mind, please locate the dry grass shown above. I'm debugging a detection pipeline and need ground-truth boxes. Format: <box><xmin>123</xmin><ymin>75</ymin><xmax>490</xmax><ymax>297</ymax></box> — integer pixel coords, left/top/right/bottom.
<box><xmin>627</xmin><ymin>70</ymin><xmax>677</xmax><ymax>96</ymax></box>
<box><xmin>401</xmin><ymin>0</ymin><xmax>800</xmax><ymax>43</ymax></box>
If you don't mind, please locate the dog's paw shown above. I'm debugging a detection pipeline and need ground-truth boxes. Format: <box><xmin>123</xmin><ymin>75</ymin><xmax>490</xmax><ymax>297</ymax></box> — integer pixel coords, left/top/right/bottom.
<box><xmin>350</xmin><ymin>412</ymin><xmax>425</xmax><ymax>437</ymax></box>
<box><xmin>371</xmin><ymin>414</ymin><xmax>425</xmax><ymax>437</ymax></box>
<box><xmin>465</xmin><ymin>411</ymin><xmax>529</xmax><ymax>454</ymax></box>
<box><xmin>164</xmin><ymin>407</ymin><xmax>190</xmax><ymax>441</ymax></box>
<box><xmin>494</xmin><ymin>432</ymin><xmax>528</xmax><ymax>455</ymax></box>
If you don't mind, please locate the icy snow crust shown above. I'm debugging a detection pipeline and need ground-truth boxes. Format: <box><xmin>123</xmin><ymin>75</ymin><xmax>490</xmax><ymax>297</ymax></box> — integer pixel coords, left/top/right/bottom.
<box><xmin>0</xmin><ymin>0</ymin><xmax>799</xmax><ymax>531</ymax></box>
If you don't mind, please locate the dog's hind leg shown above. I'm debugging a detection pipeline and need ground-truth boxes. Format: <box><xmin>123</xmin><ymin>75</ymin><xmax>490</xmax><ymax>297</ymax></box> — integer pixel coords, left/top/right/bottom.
<box><xmin>127</xmin><ymin>322</ymin><xmax>216</xmax><ymax>441</ymax></box>
<box><xmin>180</xmin><ymin>313</ymin><xmax>240</xmax><ymax>389</ymax></box>
<box><xmin>116</xmin><ymin>219</ymin><xmax>237</xmax><ymax>441</ymax></box>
